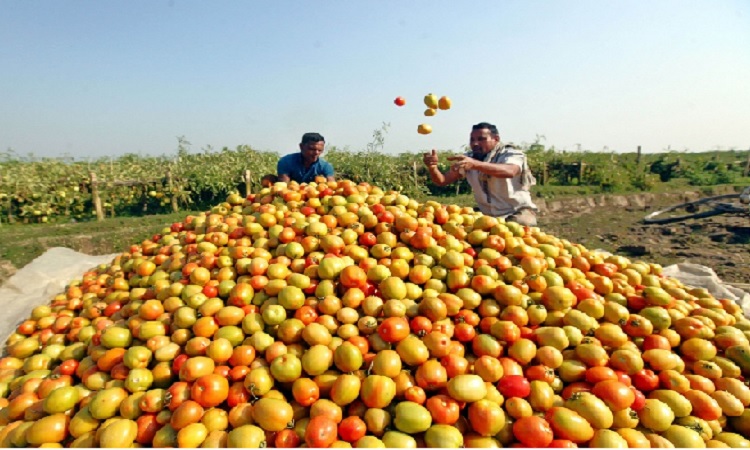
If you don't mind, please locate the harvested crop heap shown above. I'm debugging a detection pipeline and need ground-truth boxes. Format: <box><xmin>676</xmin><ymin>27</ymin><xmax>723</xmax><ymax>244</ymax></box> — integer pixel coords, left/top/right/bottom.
<box><xmin>1</xmin><ymin>178</ymin><xmax>750</xmax><ymax>448</ymax></box>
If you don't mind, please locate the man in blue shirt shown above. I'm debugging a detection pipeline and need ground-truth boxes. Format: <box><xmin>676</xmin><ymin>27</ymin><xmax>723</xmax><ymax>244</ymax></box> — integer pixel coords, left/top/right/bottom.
<box><xmin>277</xmin><ymin>132</ymin><xmax>335</xmax><ymax>184</ymax></box>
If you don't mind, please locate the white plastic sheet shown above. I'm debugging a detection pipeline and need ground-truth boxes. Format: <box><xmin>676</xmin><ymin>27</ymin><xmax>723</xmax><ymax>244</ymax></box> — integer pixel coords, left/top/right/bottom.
<box><xmin>662</xmin><ymin>263</ymin><xmax>750</xmax><ymax>318</ymax></box>
<box><xmin>0</xmin><ymin>247</ymin><xmax>119</xmax><ymax>346</ymax></box>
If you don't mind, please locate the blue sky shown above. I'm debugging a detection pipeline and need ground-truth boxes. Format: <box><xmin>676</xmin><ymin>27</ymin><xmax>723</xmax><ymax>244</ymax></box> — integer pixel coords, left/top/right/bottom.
<box><xmin>1</xmin><ymin>1</ymin><xmax>749</xmax><ymax>159</ymax></box>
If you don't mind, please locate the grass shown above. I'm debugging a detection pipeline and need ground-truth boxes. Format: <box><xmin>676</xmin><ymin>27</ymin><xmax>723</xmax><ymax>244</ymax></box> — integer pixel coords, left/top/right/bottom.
<box><xmin>0</xmin><ymin>211</ymin><xmax>203</xmax><ymax>278</ymax></box>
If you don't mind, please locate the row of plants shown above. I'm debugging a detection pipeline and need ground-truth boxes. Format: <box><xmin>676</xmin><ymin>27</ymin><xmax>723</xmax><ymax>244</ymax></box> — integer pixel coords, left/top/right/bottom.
<box><xmin>1</xmin><ymin>132</ymin><xmax>748</xmax><ymax>224</ymax></box>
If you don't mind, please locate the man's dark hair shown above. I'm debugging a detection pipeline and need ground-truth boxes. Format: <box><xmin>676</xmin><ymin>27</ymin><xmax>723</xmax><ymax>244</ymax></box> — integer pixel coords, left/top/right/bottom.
<box><xmin>472</xmin><ymin>122</ymin><xmax>499</xmax><ymax>137</ymax></box>
<box><xmin>301</xmin><ymin>132</ymin><xmax>325</xmax><ymax>145</ymax></box>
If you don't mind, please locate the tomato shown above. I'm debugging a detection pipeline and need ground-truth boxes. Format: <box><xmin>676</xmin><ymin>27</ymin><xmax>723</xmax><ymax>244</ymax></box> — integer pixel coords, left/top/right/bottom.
<box><xmin>58</xmin><ymin>359</ymin><xmax>79</xmax><ymax>376</ymax></box>
<box><xmin>360</xmin><ymin>375</ymin><xmax>396</xmax><ymax>409</ymax></box>
<box><xmin>358</xmin><ymin>232</ymin><xmax>378</xmax><ymax>247</ymax></box>
<box><xmin>584</xmin><ymin>366</ymin><xmax>617</xmax><ymax>384</ymax></box>
<box><xmin>191</xmin><ymin>374</ymin><xmax>229</xmax><ymax>408</ymax></box>
<box><xmin>591</xmin><ymin>379</ymin><xmax>635</xmax><ymax>411</ymax></box>
<box><xmin>545</xmin><ymin>406</ymin><xmax>595</xmax><ymax>443</ymax></box>
<box><xmin>425</xmin><ymin>394</ymin><xmax>460</xmax><ymax>425</ymax></box>
<box><xmin>394</xmin><ymin>96</ymin><xmax>406</xmax><ymax>107</ymax></box>
<box><xmin>498</xmin><ymin>375</ymin><xmax>531</xmax><ymax>399</ymax></box>
<box><xmin>136</xmin><ymin>414</ymin><xmax>159</xmax><ymax>445</ymax></box>
<box><xmin>632</xmin><ymin>369</ymin><xmax>659</xmax><ymax>392</ymax></box>
<box><xmin>683</xmin><ymin>389</ymin><xmax>722</xmax><ymax>421</ymax></box>
<box><xmin>338</xmin><ymin>416</ymin><xmax>367</xmax><ymax>443</ymax></box>
<box><xmin>513</xmin><ymin>416</ymin><xmax>553</xmax><ymax>447</ymax></box>
<box><xmin>548</xmin><ymin>439</ymin><xmax>578</xmax><ymax>448</ymax></box>
<box><xmin>305</xmin><ymin>415</ymin><xmax>338</xmax><ymax>448</ymax></box>
<box><xmin>377</xmin><ymin>317</ymin><xmax>410</xmax><ymax>343</ymax></box>
<box><xmin>564</xmin><ymin>392</ymin><xmax>613</xmax><ymax>429</ymax></box>
<box><xmin>467</xmin><ymin>399</ymin><xmax>506</xmax><ymax>436</ymax></box>
<box><xmin>171</xmin><ymin>400</ymin><xmax>205</xmax><ymax>430</ymax></box>
<box><xmin>253</xmin><ymin>398</ymin><xmax>295</xmax><ymax>432</ymax></box>
<box><xmin>275</xmin><ymin>429</ymin><xmax>302</xmax><ymax>448</ymax></box>
<box><xmin>637</xmin><ymin>399</ymin><xmax>675</xmax><ymax>432</ymax></box>
<box><xmin>631</xmin><ymin>388</ymin><xmax>646</xmax><ymax>411</ymax></box>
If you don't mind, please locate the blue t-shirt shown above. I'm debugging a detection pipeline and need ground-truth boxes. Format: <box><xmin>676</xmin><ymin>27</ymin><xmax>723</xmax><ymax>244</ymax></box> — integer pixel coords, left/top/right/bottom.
<box><xmin>277</xmin><ymin>153</ymin><xmax>334</xmax><ymax>183</ymax></box>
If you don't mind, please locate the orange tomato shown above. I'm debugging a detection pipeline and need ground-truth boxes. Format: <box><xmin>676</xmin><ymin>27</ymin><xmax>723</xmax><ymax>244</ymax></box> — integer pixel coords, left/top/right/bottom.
<box><xmin>191</xmin><ymin>374</ymin><xmax>229</xmax><ymax>408</ymax></box>
<box><xmin>513</xmin><ymin>416</ymin><xmax>554</xmax><ymax>447</ymax></box>
<box><xmin>305</xmin><ymin>415</ymin><xmax>338</xmax><ymax>448</ymax></box>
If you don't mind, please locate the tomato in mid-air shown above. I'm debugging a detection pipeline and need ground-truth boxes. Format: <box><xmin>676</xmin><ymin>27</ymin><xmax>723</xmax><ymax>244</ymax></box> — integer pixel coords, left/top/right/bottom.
<box><xmin>394</xmin><ymin>96</ymin><xmax>406</xmax><ymax>107</ymax></box>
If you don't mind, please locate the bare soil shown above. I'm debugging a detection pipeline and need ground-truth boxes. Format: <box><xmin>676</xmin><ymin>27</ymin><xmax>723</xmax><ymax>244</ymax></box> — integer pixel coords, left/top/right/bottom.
<box><xmin>538</xmin><ymin>188</ymin><xmax>750</xmax><ymax>287</ymax></box>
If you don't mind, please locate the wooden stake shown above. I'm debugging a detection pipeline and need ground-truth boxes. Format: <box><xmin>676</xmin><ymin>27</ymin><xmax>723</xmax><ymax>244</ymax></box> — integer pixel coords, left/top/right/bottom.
<box><xmin>90</xmin><ymin>172</ymin><xmax>104</xmax><ymax>221</ymax></box>
<box><xmin>167</xmin><ymin>169</ymin><xmax>178</xmax><ymax>212</ymax></box>
<box><xmin>413</xmin><ymin>161</ymin><xmax>419</xmax><ymax>191</ymax></box>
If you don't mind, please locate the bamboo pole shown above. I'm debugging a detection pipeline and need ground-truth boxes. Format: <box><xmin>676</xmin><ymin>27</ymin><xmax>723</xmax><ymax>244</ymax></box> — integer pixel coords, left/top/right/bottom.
<box><xmin>244</xmin><ymin>170</ymin><xmax>252</xmax><ymax>197</ymax></box>
<box><xmin>413</xmin><ymin>161</ymin><xmax>419</xmax><ymax>191</ymax></box>
<box><xmin>90</xmin><ymin>172</ymin><xmax>104</xmax><ymax>221</ymax></box>
<box><xmin>167</xmin><ymin>169</ymin><xmax>179</xmax><ymax>213</ymax></box>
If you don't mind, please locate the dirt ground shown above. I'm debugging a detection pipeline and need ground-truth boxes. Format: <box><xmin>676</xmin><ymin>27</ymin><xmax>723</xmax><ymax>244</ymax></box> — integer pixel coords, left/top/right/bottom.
<box><xmin>538</xmin><ymin>189</ymin><xmax>750</xmax><ymax>287</ymax></box>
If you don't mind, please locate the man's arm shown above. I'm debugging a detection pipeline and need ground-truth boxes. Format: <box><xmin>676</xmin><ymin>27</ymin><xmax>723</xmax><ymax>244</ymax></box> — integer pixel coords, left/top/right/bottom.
<box><xmin>423</xmin><ymin>149</ymin><xmax>462</xmax><ymax>187</ymax></box>
<box><xmin>323</xmin><ymin>162</ymin><xmax>335</xmax><ymax>182</ymax></box>
<box><xmin>447</xmin><ymin>153</ymin><xmax>522</xmax><ymax>179</ymax></box>
<box><xmin>426</xmin><ymin>164</ymin><xmax>463</xmax><ymax>186</ymax></box>
<box><xmin>277</xmin><ymin>158</ymin><xmax>292</xmax><ymax>183</ymax></box>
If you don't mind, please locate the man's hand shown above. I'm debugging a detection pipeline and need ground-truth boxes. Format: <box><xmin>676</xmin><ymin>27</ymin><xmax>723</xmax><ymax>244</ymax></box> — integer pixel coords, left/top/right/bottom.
<box><xmin>447</xmin><ymin>155</ymin><xmax>477</xmax><ymax>172</ymax></box>
<box><xmin>422</xmin><ymin>149</ymin><xmax>439</xmax><ymax>168</ymax></box>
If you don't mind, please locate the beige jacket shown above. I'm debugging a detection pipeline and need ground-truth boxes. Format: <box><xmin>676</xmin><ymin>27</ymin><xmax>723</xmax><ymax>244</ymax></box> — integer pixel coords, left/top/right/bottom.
<box><xmin>463</xmin><ymin>143</ymin><xmax>538</xmax><ymax>218</ymax></box>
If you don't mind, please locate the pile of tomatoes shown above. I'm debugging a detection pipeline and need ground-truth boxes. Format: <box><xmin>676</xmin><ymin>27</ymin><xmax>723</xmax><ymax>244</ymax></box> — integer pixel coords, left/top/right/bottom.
<box><xmin>2</xmin><ymin>178</ymin><xmax>750</xmax><ymax>448</ymax></box>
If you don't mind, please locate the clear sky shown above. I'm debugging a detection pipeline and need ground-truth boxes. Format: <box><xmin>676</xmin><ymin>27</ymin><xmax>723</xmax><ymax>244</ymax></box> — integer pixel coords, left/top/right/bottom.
<box><xmin>2</xmin><ymin>0</ymin><xmax>749</xmax><ymax>159</ymax></box>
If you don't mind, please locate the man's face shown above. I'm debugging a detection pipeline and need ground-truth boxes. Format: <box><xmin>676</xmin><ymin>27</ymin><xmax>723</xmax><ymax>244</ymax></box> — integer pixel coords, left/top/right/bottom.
<box><xmin>300</xmin><ymin>141</ymin><xmax>325</xmax><ymax>163</ymax></box>
<box><xmin>469</xmin><ymin>128</ymin><xmax>499</xmax><ymax>155</ymax></box>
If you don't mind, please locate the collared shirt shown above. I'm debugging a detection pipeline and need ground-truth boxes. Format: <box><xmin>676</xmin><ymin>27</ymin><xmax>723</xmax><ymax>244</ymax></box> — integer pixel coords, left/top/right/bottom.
<box><xmin>464</xmin><ymin>144</ymin><xmax>538</xmax><ymax>218</ymax></box>
<box><xmin>277</xmin><ymin>153</ymin><xmax>334</xmax><ymax>184</ymax></box>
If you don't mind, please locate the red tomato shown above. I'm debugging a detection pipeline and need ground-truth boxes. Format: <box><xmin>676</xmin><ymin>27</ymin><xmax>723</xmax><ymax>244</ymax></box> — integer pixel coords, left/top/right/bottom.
<box><xmin>497</xmin><ymin>375</ymin><xmax>531</xmax><ymax>398</ymax></box>
<box><xmin>593</xmin><ymin>263</ymin><xmax>618</xmax><ymax>277</ymax></box>
<box><xmin>631</xmin><ymin>388</ymin><xmax>646</xmax><ymax>411</ymax></box>
<box><xmin>394</xmin><ymin>96</ymin><xmax>406</xmax><ymax>107</ymax></box>
<box><xmin>338</xmin><ymin>416</ymin><xmax>367</xmax><ymax>443</ymax></box>
<box><xmin>202</xmin><ymin>285</ymin><xmax>218</xmax><ymax>298</ymax></box>
<box><xmin>275</xmin><ymin>429</ymin><xmax>301</xmax><ymax>448</ymax></box>
<box><xmin>58</xmin><ymin>359</ymin><xmax>79</xmax><ymax>376</ymax></box>
<box><xmin>627</xmin><ymin>295</ymin><xmax>647</xmax><ymax>311</ymax></box>
<box><xmin>410</xmin><ymin>316</ymin><xmax>433</xmax><ymax>335</ymax></box>
<box><xmin>358</xmin><ymin>232</ymin><xmax>377</xmax><ymax>247</ymax></box>
<box><xmin>172</xmin><ymin>354</ymin><xmax>189</xmax><ymax>373</ymax></box>
<box><xmin>227</xmin><ymin>381</ymin><xmax>250</xmax><ymax>407</ymax></box>
<box><xmin>632</xmin><ymin>369</ymin><xmax>659</xmax><ymax>392</ymax></box>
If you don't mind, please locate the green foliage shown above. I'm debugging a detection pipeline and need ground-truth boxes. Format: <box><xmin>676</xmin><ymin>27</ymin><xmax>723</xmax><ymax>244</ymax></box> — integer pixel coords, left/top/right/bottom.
<box><xmin>1</xmin><ymin>138</ymin><xmax>748</xmax><ymax>225</ymax></box>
